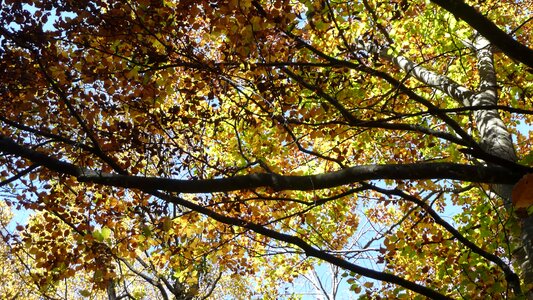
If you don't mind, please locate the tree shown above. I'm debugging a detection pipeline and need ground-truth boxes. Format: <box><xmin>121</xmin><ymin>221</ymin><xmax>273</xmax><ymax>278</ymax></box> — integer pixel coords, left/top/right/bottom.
<box><xmin>0</xmin><ymin>198</ymin><xmax>204</xmax><ymax>299</ymax></box>
<box><xmin>1</xmin><ymin>0</ymin><xmax>532</xmax><ymax>298</ymax></box>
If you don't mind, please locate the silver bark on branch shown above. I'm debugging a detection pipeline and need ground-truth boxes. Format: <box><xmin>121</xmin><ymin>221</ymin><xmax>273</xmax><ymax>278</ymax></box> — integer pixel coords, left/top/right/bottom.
<box><xmin>472</xmin><ymin>34</ymin><xmax>517</xmax><ymax>163</ymax></box>
<box><xmin>472</xmin><ymin>33</ymin><xmax>532</xmax><ymax>295</ymax></box>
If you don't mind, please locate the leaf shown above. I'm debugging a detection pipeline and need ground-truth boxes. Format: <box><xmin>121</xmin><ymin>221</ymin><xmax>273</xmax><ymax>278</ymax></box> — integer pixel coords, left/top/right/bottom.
<box><xmin>101</xmin><ymin>226</ymin><xmax>112</xmax><ymax>240</ymax></box>
<box><xmin>92</xmin><ymin>230</ymin><xmax>104</xmax><ymax>243</ymax></box>
<box><xmin>512</xmin><ymin>173</ymin><xmax>533</xmax><ymax>215</ymax></box>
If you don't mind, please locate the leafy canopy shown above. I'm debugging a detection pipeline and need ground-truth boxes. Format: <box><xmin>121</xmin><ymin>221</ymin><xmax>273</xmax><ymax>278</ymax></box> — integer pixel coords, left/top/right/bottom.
<box><xmin>0</xmin><ymin>0</ymin><xmax>532</xmax><ymax>299</ymax></box>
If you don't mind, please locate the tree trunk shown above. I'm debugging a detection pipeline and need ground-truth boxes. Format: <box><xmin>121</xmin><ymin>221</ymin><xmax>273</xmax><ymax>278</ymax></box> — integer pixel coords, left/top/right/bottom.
<box><xmin>472</xmin><ymin>34</ymin><xmax>533</xmax><ymax>297</ymax></box>
<box><xmin>520</xmin><ymin>217</ymin><xmax>533</xmax><ymax>296</ymax></box>
<box><xmin>107</xmin><ymin>280</ymin><xmax>117</xmax><ymax>300</ymax></box>
<box><xmin>381</xmin><ymin>33</ymin><xmax>532</xmax><ymax>296</ymax></box>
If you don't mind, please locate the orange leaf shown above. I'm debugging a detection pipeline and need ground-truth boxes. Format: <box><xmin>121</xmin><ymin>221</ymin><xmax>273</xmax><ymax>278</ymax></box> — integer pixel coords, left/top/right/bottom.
<box><xmin>511</xmin><ymin>174</ymin><xmax>533</xmax><ymax>213</ymax></box>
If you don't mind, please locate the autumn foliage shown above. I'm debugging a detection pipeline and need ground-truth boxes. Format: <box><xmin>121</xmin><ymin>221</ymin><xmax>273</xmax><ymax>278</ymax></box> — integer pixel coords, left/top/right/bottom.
<box><xmin>1</xmin><ymin>0</ymin><xmax>532</xmax><ymax>298</ymax></box>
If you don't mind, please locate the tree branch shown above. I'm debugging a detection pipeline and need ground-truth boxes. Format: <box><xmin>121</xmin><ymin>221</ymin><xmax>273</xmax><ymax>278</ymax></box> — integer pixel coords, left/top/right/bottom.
<box><xmin>283</xmin><ymin>32</ymin><xmax>478</xmax><ymax>147</ymax></box>
<box><xmin>430</xmin><ymin>0</ymin><xmax>533</xmax><ymax>69</ymax></box>
<box><xmin>77</xmin><ymin>163</ymin><xmax>525</xmax><ymax>193</ymax></box>
<box><xmin>0</xmin><ymin>135</ymin><xmax>526</xmax><ymax>195</ymax></box>
<box><xmin>367</xmin><ymin>184</ymin><xmax>522</xmax><ymax>295</ymax></box>
<box><xmin>0</xmin><ymin>164</ymin><xmax>39</xmax><ymax>187</ymax></box>
<box><xmin>150</xmin><ymin>192</ymin><xmax>452</xmax><ymax>299</ymax></box>
<box><xmin>379</xmin><ymin>50</ymin><xmax>475</xmax><ymax>106</ymax></box>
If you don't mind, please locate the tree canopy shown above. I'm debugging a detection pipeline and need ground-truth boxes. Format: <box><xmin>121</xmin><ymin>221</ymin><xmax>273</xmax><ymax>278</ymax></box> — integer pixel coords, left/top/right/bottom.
<box><xmin>1</xmin><ymin>0</ymin><xmax>532</xmax><ymax>298</ymax></box>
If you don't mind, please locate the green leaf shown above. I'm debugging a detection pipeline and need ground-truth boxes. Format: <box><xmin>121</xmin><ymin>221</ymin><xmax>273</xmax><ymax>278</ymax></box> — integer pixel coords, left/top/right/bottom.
<box><xmin>101</xmin><ymin>226</ymin><xmax>112</xmax><ymax>240</ymax></box>
<box><xmin>92</xmin><ymin>230</ymin><xmax>104</xmax><ymax>242</ymax></box>
<box><xmin>92</xmin><ymin>227</ymin><xmax>111</xmax><ymax>242</ymax></box>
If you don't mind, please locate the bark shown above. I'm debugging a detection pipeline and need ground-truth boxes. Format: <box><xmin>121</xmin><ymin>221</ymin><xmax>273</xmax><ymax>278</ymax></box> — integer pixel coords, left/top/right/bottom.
<box><xmin>387</xmin><ymin>53</ymin><xmax>475</xmax><ymax>105</ymax></box>
<box><xmin>107</xmin><ymin>280</ymin><xmax>117</xmax><ymax>300</ymax></box>
<box><xmin>472</xmin><ymin>35</ymin><xmax>532</xmax><ymax>296</ymax></box>
<box><xmin>0</xmin><ymin>133</ymin><xmax>527</xmax><ymax>297</ymax></box>
<box><xmin>521</xmin><ymin>217</ymin><xmax>533</xmax><ymax>297</ymax></box>
<box><xmin>472</xmin><ymin>35</ymin><xmax>517</xmax><ymax>165</ymax></box>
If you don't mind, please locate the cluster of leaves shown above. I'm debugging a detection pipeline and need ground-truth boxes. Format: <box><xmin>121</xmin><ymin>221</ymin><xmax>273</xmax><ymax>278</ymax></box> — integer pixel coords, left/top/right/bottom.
<box><xmin>0</xmin><ymin>0</ymin><xmax>532</xmax><ymax>298</ymax></box>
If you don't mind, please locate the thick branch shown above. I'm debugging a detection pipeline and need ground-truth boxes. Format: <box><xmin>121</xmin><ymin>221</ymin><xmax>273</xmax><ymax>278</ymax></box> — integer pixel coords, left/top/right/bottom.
<box><xmin>472</xmin><ymin>35</ymin><xmax>517</xmax><ymax>162</ymax></box>
<box><xmin>0</xmin><ymin>135</ymin><xmax>80</xmax><ymax>177</ymax></box>
<box><xmin>0</xmin><ymin>135</ymin><xmax>526</xmax><ymax>195</ymax></box>
<box><xmin>77</xmin><ymin>163</ymin><xmax>524</xmax><ymax>193</ymax></box>
<box><xmin>380</xmin><ymin>51</ymin><xmax>475</xmax><ymax>106</ymax></box>
<box><xmin>430</xmin><ymin>0</ymin><xmax>533</xmax><ymax>69</ymax></box>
